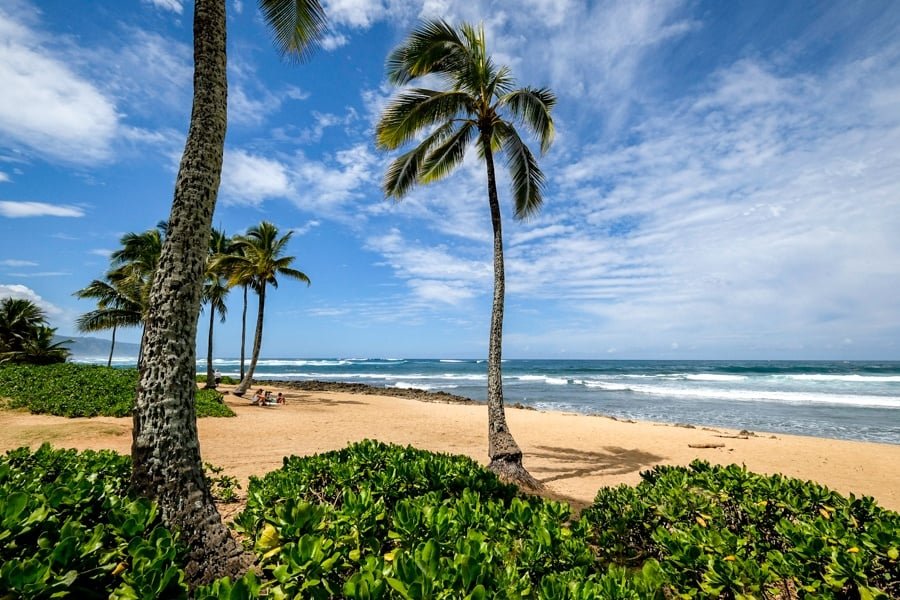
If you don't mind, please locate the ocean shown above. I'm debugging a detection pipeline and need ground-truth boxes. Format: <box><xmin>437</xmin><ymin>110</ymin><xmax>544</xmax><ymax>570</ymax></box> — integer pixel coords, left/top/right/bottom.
<box><xmin>186</xmin><ymin>358</ymin><xmax>899</xmax><ymax>445</ymax></box>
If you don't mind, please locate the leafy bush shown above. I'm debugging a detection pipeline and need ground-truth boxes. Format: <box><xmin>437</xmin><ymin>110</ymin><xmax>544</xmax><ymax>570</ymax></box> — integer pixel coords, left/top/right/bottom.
<box><xmin>196</xmin><ymin>374</ymin><xmax>239</xmax><ymax>385</ymax></box>
<box><xmin>3</xmin><ymin>443</ymin><xmax>898</xmax><ymax>599</ymax></box>
<box><xmin>580</xmin><ymin>461</ymin><xmax>900</xmax><ymax>598</ymax></box>
<box><xmin>232</xmin><ymin>439</ymin><xmax>603</xmax><ymax>599</ymax></box>
<box><xmin>0</xmin><ymin>444</ymin><xmax>191</xmax><ymax>599</ymax></box>
<box><xmin>0</xmin><ymin>363</ymin><xmax>234</xmax><ymax>418</ymax></box>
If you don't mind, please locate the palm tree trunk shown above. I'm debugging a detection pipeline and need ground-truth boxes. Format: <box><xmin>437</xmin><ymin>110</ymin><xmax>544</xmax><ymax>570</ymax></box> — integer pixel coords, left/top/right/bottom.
<box><xmin>234</xmin><ymin>284</ymin><xmax>265</xmax><ymax>396</ymax></box>
<box><xmin>130</xmin><ymin>0</ymin><xmax>251</xmax><ymax>586</ymax></box>
<box><xmin>239</xmin><ymin>284</ymin><xmax>247</xmax><ymax>381</ymax></box>
<box><xmin>137</xmin><ymin>326</ymin><xmax>145</xmax><ymax>368</ymax></box>
<box><xmin>481</xmin><ymin>133</ymin><xmax>542</xmax><ymax>491</ymax></box>
<box><xmin>107</xmin><ymin>324</ymin><xmax>116</xmax><ymax>368</ymax></box>
<box><xmin>204</xmin><ymin>304</ymin><xmax>216</xmax><ymax>389</ymax></box>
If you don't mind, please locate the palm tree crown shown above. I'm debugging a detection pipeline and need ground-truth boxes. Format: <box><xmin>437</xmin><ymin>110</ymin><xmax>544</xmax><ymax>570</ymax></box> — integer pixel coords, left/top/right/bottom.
<box><xmin>375</xmin><ymin>19</ymin><xmax>555</xmax><ymax>216</ymax></box>
<box><xmin>222</xmin><ymin>221</ymin><xmax>311</xmax><ymax>291</ymax></box>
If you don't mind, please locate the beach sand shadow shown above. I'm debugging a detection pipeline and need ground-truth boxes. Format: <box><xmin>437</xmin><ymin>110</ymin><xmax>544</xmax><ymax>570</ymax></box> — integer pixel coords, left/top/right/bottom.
<box><xmin>530</xmin><ymin>445</ymin><xmax>664</xmax><ymax>484</ymax></box>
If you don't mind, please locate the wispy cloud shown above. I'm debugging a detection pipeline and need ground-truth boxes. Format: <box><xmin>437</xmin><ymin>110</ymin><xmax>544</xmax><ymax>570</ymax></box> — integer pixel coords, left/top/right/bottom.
<box><xmin>0</xmin><ymin>259</ymin><xmax>38</xmax><ymax>267</ymax></box>
<box><xmin>0</xmin><ymin>201</ymin><xmax>85</xmax><ymax>218</ymax></box>
<box><xmin>6</xmin><ymin>271</ymin><xmax>70</xmax><ymax>278</ymax></box>
<box><xmin>143</xmin><ymin>0</ymin><xmax>182</xmax><ymax>14</ymax></box>
<box><xmin>0</xmin><ymin>4</ymin><xmax>119</xmax><ymax>164</ymax></box>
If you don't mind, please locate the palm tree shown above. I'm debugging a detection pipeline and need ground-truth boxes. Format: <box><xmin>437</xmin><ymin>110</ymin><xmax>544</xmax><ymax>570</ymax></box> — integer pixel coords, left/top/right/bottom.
<box><xmin>130</xmin><ymin>0</ymin><xmax>326</xmax><ymax>585</ymax></box>
<box><xmin>202</xmin><ymin>228</ymin><xmax>231</xmax><ymax>389</ymax></box>
<box><xmin>215</xmin><ymin>221</ymin><xmax>310</xmax><ymax>397</ymax></box>
<box><xmin>0</xmin><ymin>298</ymin><xmax>70</xmax><ymax>365</ymax></box>
<box><xmin>375</xmin><ymin>20</ymin><xmax>556</xmax><ymax>488</ymax></box>
<box><xmin>74</xmin><ymin>276</ymin><xmax>144</xmax><ymax>366</ymax></box>
<box><xmin>0</xmin><ymin>297</ymin><xmax>46</xmax><ymax>354</ymax></box>
<box><xmin>223</xmin><ymin>235</ymin><xmax>255</xmax><ymax>382</ymax></box>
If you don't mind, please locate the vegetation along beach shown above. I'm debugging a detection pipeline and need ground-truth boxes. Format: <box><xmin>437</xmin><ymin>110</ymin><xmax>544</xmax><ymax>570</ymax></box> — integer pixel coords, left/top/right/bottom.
<box><xmin>2</xmin><ymin>0</ymin><xmax>899</xmax><ymax>598</ymax></box>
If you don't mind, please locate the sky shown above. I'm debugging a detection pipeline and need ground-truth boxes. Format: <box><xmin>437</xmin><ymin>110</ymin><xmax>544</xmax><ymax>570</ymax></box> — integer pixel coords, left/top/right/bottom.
<box><xmin>1</xmin><ymin>0</ymin><xmax>899</xmax><ymax>360</ymax></box>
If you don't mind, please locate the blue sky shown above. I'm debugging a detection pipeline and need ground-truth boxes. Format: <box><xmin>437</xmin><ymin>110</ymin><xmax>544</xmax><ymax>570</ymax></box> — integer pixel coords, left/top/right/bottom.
<box><xmin>1</xmin><ymin>0</ymin><xmax>899</xmax><ymax>360</ymax></box>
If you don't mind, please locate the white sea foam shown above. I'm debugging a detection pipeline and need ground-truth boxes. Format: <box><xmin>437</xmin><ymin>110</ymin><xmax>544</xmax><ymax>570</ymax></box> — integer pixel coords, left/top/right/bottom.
<box><xmin>391</xmin><ymin>381</ymin><xmax>432</xmax><ymax>390</ymax></box>
<box><xmin>583</xmin><ymin>381</ymin><xmax>631</xmax><ymax>391</ymax></box>
<box><xmin>683</xmin><ymin>374</ymin><xmax>748</xmax><ymax>382</ymax></box>
<box><xmin>786</xmin><ymin>374</ymin><xmax>900</xmax><ymax>383</ymax></box>
<box><xmin>439</xmin><ymin>359</ymin><xmax>465</xmax><ymax>363</ymax></box>
<box><xmin>625</xmin><ymin>384</ymin><xmax>900</xmax><ymax>409</ymax></box>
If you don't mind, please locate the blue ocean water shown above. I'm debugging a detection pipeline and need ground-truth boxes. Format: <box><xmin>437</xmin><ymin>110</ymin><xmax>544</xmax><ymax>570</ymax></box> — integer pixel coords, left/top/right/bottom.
<box><xmin>192</xmin><ymin>358</ymin><xmax>900</xmax><ymax>445</ymax></box>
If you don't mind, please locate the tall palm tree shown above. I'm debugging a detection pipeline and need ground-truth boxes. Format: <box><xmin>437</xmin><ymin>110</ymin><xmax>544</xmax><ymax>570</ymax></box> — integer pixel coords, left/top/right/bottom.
<box><xmin>375</xmin><ymin>20</ymin><xmax>555</xmax><ymax>488</ymax></box>
<box><xmin>215</xmin><ymin>221</ymin><xmax>310</xmax><ymax>396</ymax></box>
<box><xmin>130</xmin><ymin>0</ymin><xmax>326</xmax><ymax>585</ymax></box>
<box><xmin>223</xmin><ymin>236</ymin><xmax>255</xmax><ymax>382</ymax></box>
<box><xmin>202</xmin><ymin>228</ymin><xmax>231</xmax><ymax>389</ymax></box>
<box><xmin>74</xmin><ymin>276</ymin><xmax>144</xmax><ymax>366</ymax></box>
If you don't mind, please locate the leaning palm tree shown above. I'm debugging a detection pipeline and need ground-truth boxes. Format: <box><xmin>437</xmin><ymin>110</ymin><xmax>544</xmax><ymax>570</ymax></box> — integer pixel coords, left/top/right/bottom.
<box><xmin>201</xmin><ymin>228</ymin><xmax>231</xmax><ymax>389</ymax></box>
<box><xmin>74</xmin><ymin>276</ymin><xmax>144</xmax><ymax>366</ymax></box>
<box><xmin>130</xmin><ymin>0</ymin><xmax>326</xmax><ymax>585</ymax></box>
<box><xmin>375</xmin><ymin>20</ymin><xmax>555</xmax><ymax>488</ymax></box>
<box><xmin>215</xmin><ymin>221</ymin><xmax>310</xmax><ymax>397</ymax></box>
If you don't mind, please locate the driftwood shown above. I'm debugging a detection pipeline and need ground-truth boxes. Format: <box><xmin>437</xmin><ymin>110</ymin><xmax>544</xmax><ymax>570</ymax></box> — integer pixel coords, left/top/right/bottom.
<box><xmin>688</xmin><ymin>443</ymin><xmax>726</xmax><ymax>449</ymax></box>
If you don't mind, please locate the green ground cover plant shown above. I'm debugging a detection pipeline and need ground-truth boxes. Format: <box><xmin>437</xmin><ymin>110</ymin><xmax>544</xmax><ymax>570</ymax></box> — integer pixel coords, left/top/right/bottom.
<box><xmin>0</xmin><ymin>363</ymin><xmax>234</xmax><ymax>418</ymax></box>
<box><xmin>2</xmin><ymin>442</ymin><xmax>897</xmax><ymax>598</ymax></box>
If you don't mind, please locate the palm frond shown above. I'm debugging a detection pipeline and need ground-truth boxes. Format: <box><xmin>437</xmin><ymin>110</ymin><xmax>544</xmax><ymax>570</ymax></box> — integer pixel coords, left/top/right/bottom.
<box><xmin>500</xmin><ymin>87</ymin><xmax>557</xmax><ymax>154</ymax></box>
<box><xmin>421</xmin><ymin>122</ymin><xmax>475</xmax><ymax>183</ymax></box>
<box><xmin>383</xmin><ymin>145</ymin><xmax>429</xmax><ymax>199</ymax></box>
<box><xmin>375</xmin><ymin>90</ymin><xmax>471</xmax><ymax>150</ymax></box>
<box><xmin>497</xmin><ymin>121</ymin><xmax>546</xmax><ymax>219</ymax></box>
<box><xmin>259</xmin><ymin>0</ymin><xmax>327</xmax><ymax>62</ymax></box>
<box><xmin>386</xmin><ymin>19</ymin><xmax>466</xmax><ymax>84</ymax></box>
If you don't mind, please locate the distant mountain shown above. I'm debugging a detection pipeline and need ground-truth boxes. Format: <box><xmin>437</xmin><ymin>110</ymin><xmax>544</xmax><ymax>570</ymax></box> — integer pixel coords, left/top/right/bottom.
<box><xmin>54</xmin><ymin>335</ymin><xmax>140</xmax><ymax>358</ymax></box>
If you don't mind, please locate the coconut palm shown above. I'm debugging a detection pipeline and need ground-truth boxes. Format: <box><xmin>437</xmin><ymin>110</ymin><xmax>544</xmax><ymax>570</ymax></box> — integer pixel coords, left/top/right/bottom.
<box><xmin>375</xmin><ymin>20</ymin><xmax>555</xmax><ymax>488</ymax></box>
<box><xmin>201</xmin><ymin>228</ymin><xmax>231</xmax><ymax>389</ymax></box>
<box><xmin>0</xmin><ymin>298</ymin><xmax>70</xmax><ymax>365</ymax></box>
<box><xmin>130</xmin><ymin>0</ymin><xmax>326</xmax><ymax>584</ymax></box>
<box><xmin>0</xmin><ymin>297</ymin><xmax>46</xmax><ymax>353</ymax></box>
<box><xmin>215</xmin><ymin>221</ymin><xmax>310</xmax><ymax>396</ymax></box>
<box><xmin>223</xmin><ymin>236</ymin><xmax>255</xmax><ymax>382</ymax></box>
<box><xmin>74</xmin><ymin>276</ymin><xmax>144</xmax><ymax>367</ymax></box>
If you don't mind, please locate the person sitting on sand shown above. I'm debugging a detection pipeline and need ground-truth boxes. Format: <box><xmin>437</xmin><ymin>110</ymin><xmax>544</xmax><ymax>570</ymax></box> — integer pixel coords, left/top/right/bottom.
<box><xmin>276</xmin><ymin>392</ymin><xmax>285</xmax><ymax>405</ymax></box>
<box><xmin>253</xmin><ymin>389</ymin><xmax>266</xmax><ymax>406</ymax></box>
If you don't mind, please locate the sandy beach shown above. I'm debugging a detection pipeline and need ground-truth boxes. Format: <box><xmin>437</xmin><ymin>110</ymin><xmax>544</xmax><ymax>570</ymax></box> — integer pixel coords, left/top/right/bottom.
<box><xmin>1</xmin><ymin>382</ymin><xmax>898</xmax><ymax>512</ymax></box>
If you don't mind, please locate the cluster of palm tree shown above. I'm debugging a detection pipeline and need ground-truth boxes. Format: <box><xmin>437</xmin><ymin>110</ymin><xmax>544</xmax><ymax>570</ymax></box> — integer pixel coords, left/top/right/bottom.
<box><xmin>0</xmin><ymin>297</ymin><xmax>71</xmax><ymax>365</ymax></box>
<box><xmin>92</xmin><ymin>0</ymin><xmax>553</xmax><ymax>584</ymax></box>
<box><xmin>74</xmin><ymin>220</ymin><xmax>309</xmax><ymax>393</ymax></box>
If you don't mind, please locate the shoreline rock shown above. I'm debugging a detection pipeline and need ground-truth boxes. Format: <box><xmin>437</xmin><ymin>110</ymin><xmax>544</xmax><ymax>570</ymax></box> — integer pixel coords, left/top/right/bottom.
<box><xmin>271</xmin><ymin>380</ymin><xmax>481</xmax><ymax>405</ymax></box>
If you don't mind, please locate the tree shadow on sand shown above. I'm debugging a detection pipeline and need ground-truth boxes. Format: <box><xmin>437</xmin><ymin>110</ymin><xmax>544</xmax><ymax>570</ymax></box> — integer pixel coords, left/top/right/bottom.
<box><xmin>529</xmin><ymin>445</ymin><xmax>664</xmax><ymax>484</ymax></box>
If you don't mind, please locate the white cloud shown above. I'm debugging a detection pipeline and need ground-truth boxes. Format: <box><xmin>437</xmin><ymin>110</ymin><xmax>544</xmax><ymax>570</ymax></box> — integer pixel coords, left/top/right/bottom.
<box><xmin>0</xmin><ymin>259</ymin><xmax>37</xmax><ymax>267</ymax></box>
<box><xmin>0</xmin><ymin>171</ymin><xmax>9</xmax><ymax>183</ymax></box>
<box><xmin>220</xmin><ymin>149</ymin><xmax>293</xmax><ymax>205</ymax></box>
<box><xmin>229</xmin><ymin>84</ymin><xmax>310</xmax><ymax>127</ymax></box>
<box><xmin>290</xmin><ymin>220</ymin><xmax>321</xmax><ymax>236</ymax></box>
<box><xmin>88</xmin><ymin>249</ymin><xmax>114</xmax><ymax>258</ymax></box>
<box><xmin>6</xmin><ymin>271</ymin><xmax>70</xmax><ymax>278</ymax></box>
<box><xmin>144</xmin><ymin>0</ymin><xmax>183</xmax><ymax>14</ymax></box>
<box><xmin>0</xmin><ymin>284</ymin><xmax>63</xmax><ymax>316</ymax></box>
<box><xmin>0</xmin><ymin>201</ymin><xmax>85</xmax><ymax>218</ymax></box>
<box><xmin>0</xmin><ymin>5</ymin><xmax>120</xmax><ymax>164</ymax></box>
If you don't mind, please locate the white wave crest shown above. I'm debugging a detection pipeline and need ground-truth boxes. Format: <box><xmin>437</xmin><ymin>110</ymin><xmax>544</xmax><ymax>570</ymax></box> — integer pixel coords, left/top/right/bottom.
<box><xmin>787</xmin><ymin>374</ymin><xmax>900</xmax><ymax>383</ymax></box>
<box><xmin>627</xmin><ymin>384</ymin><xmax>900</xmax><ymax>409</ymax></box>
